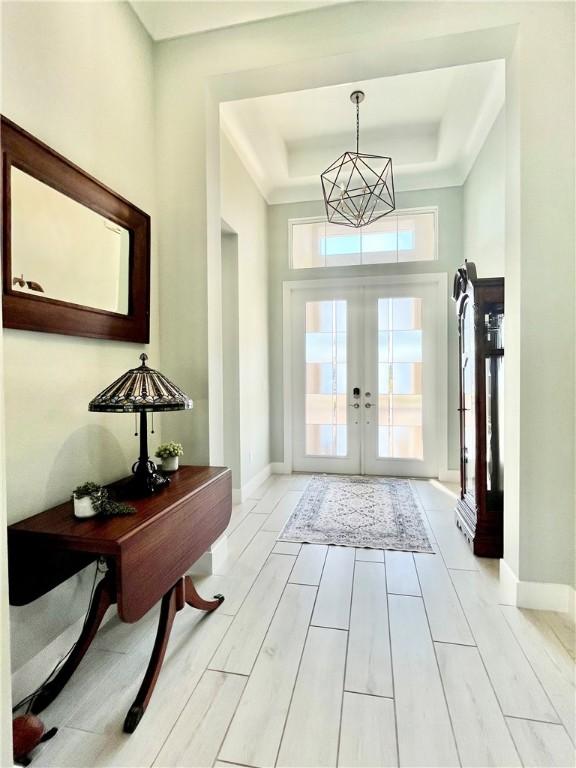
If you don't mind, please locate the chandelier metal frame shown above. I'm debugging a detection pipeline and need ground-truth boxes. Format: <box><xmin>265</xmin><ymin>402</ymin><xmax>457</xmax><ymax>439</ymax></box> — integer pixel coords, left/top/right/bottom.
<box><xmin>321</xmin><ymin>90</ymin><xmax>395</xmax><ymax>228</ymax></box>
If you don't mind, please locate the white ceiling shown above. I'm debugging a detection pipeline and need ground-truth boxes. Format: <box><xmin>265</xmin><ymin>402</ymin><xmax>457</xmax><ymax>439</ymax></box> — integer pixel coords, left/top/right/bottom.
<box><xmin>221</xmin><ymin>61</ymin><xmax>505</xmax><ymax>203</ymax></box>
<box><xmin>129</xmin><ymin>0</ymin><xmax>353</xmax><ymax>40</ymax></box>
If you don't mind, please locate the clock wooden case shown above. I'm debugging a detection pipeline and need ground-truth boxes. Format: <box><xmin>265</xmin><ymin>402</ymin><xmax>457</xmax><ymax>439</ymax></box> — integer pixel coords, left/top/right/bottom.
<box><xmin>453</xmin><ymin>261</ymin><xmax>504</xmax><ymax>557</ymax></box>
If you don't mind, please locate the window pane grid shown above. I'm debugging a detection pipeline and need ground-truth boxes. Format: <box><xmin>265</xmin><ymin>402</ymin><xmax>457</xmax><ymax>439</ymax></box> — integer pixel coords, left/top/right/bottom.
<box><xmin>377</xmin><ymin>297</ymin><xmax>423</xmax><ymax>460</ymax></box>
<box><xmin>291</xmin><ymin>210</ymin><xmax>436</xmax><ymax>269</ymax></box>
<box><xmin>305</xmin><ymin>300</ymin><xmax>347</xmax><ymax>457</ymax></box>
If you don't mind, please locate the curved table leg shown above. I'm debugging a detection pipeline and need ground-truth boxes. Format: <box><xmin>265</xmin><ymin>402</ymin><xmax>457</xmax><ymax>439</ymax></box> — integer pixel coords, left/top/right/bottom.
<box><xmin>124</xmin><ymin>583</ymin><xmax>179</xmax><ymax>733</ymax></box>
<box><xmin>31</xmin><ymin>573</ymin><xmax>116</xmax><ymax>715</ymax></box>
<box><xmin>124</xmin><ymin>575</ymin><xmax>225</xmax><ymax>733</ymax></box>
<box><xmin>183</xmin><ymin>575</ymin><xmax>224</xmax><ymax>611</ymax></box>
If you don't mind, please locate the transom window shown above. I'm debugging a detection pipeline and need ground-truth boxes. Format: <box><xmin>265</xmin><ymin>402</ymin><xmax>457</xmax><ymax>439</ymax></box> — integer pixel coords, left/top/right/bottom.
<box><xmin>290</xmin><ymin>208</ymin><xmax>437</xmax><ymax>269</ymax></box>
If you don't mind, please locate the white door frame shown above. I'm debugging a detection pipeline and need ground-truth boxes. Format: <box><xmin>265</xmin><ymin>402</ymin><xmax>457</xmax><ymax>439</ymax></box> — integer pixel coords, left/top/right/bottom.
<box><xmin>282</xmin><ymin>272</ymin><xmax>449</xmax><ymax>477</ymax></box>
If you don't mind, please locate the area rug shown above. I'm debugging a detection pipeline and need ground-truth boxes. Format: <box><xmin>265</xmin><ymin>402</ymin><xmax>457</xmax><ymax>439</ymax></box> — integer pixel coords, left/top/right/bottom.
<box><xmin>278</xmin><ymin>474</ymin><xmax>434</xmax><ymax>553</ymax></box>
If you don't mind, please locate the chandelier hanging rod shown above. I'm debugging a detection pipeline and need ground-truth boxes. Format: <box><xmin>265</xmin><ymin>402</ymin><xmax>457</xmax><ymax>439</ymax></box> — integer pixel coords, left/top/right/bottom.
<box><xmin>350</xmin><ymin>90</ymin><xmax>365</xmax><ymax>154</ymax></box>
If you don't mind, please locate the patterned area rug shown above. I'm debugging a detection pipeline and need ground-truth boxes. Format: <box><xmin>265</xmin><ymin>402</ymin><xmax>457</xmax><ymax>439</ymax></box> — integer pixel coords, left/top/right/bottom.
<box><xmin>278</xmin><ymin>475</ymin><xmax>434</xmax><ymax>553</ymax></box>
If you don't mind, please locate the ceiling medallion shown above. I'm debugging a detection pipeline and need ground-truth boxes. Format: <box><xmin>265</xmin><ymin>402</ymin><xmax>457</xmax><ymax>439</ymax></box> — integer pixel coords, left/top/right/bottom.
<box><xmin>321</xmin><ymin>90</ymin><xmax>395</xmax><ymax>228</ymax></box>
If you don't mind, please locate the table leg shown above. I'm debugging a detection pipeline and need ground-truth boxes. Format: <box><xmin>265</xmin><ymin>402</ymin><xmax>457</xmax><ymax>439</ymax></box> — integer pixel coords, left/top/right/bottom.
<box><xmin>183</xmin><ymin>575</ymin><xmax>224</xmax><ymax>611</ymax></box>
<box><xmin>123</xmin><ymin>576</ymin><xmax>224</xmax><ymax>733</ymax></box>
<box><xmin>30</xmin><ymin>572</ymin><xmax>116</xmax><ymax>715</ymax></box>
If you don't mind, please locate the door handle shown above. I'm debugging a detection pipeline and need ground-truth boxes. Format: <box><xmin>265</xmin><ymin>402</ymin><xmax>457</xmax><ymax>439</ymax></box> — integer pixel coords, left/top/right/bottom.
<box><xmin>364</xmin><ymin>402</ymin><xmax>373</xmax><ymax>408</ymax></box>
<box><xmin>349</xmin><ymin>403</ymin><xmax>360</xmax><ymax>409</ymax></box>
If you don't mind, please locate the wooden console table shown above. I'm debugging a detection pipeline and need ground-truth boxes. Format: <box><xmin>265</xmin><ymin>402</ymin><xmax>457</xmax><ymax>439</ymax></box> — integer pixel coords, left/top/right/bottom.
<box><xmin>8</xmin><ymin>465</ymin><xmax>232</xmax><ymax>733</ymax></box>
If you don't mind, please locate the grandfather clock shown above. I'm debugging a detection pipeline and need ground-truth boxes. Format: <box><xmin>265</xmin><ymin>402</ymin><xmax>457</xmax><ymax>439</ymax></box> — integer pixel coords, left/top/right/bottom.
<box><xmin>453</xmin><ymin>262</ymin><xmax>504</xmax><ymax>557</ymax></box>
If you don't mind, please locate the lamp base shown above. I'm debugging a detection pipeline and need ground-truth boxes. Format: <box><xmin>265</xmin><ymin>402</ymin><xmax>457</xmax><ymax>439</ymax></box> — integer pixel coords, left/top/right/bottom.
<box><xmin>119</xmin><ymin>460</ymin><xmax>171</xmax><ymax>498</ymax></box>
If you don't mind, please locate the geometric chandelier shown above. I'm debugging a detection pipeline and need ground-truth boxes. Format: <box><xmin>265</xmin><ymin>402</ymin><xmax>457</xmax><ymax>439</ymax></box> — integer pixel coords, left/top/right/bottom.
<box><xmin>321</xmin><ymin>90</ymin><xmax>395</xmax><ymax>228</ymax></box>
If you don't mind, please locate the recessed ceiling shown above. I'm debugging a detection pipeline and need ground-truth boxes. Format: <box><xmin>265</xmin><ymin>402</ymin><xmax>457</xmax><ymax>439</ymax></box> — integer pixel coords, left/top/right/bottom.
<box><xmin>129</xmin><ymin>0</ymin><xmax>355</xmax><ymax>41</ymax></box>
<box><xmin>221</xmin><ymin>61</ymin><xmax>505</xmax><ymax>203</ymax></box>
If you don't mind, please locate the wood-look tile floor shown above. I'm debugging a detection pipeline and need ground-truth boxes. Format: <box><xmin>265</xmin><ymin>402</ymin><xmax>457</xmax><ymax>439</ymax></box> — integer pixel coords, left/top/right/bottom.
<box><xmin>22</xmin><ymin>476</ymin><xmax>575</xmax><ymax>768</ymax></box>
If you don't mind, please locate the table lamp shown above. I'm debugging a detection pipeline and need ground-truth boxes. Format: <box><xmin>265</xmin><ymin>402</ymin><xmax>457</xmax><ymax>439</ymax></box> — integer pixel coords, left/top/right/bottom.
<box><xmin>89</xmin><ymin>353</ymin><xmax>193</xmax><ymax>496</ymax></box>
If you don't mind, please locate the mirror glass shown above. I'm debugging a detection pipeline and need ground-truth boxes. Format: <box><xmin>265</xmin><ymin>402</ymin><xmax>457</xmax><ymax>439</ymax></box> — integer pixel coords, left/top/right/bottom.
<box><xmin>10</xmin><ymin>167</ymin><xmax>130</xmax><ymax>314</ymax></box>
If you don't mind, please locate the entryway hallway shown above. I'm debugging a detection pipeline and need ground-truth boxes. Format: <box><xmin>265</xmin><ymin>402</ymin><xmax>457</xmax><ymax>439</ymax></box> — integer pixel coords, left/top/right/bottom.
<box><xmin>21</xmin><ymin>474</ymin><xmax>575</xmax><ymax>768</ymax></box>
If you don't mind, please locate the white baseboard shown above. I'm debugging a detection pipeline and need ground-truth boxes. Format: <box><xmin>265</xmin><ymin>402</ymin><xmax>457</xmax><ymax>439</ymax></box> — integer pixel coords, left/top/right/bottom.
<box><xmin>232</xmin><ymin>463</ymin><xmax>273</xmax><ymax>504</ymax></box>
<box><xmin>499</xmin><ymin>559</ymin><xmax>576</xmax><ymax>615</ymax></box>
<box><xmin>271</xmin><ymin>461</ymin><xmax>290</xmax><ymax>474</ymax></box>
<box><xmin>189</xmin><ymin>533</ymin><xmax>229</xmax><ymax>576</ymax></box>
<box><xmin>438</xmin><ymin>469</ymin><xmax>459</xmax><ymax>483</ymax></box>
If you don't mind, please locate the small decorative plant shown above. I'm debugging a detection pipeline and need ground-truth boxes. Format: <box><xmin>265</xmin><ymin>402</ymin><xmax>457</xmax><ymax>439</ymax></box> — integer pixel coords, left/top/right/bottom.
<box><xmin>155</xmin><ymin>442</ymin><xmax>184</xmax><ymax>459</ymax></box>
<box><xmin>72</xmin><ymin>482</ymin><xmax>135</xmax><ymax>519</ymax></box>
<box><xmin>155</xmin><ymin>442</ymin><xmax>183</xmax><ymax>472</ymax></box>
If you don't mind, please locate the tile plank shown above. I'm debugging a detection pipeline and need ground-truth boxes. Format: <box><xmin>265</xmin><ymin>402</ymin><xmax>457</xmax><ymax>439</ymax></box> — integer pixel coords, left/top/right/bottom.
<box><xmin>355</xmin><ymin>548</ymin><xmax>384</xmax><ymax>562</ymax></box>
<box><xmin>506</xmin><ymin>718</ymin><xmax>575</xmax><ymax>767</ymax></box>
<box><xmin>251</xmin><ymin>476</ymin><xmax>293</xmax><ymax>514</ymax></box>
<box><xmin>544</xmin><ymin>611</ymin><xmax>576</xmax><ymax>661</ymax></box>
<box><xmin>73</xmin><ymin>612</ymin><xmax>232</xmax><ymax>766</ymax></box>
<box><xmin>415</xmin><ymin>553</ymin><xmax>474</xmax><ymax>645</ymax></box>
<box><xmin>277</xmin><ymin>627</ymin><xmax>347</xmax><ymax>767</ymax></box>
<box><xmin>451</xmin><ymin>570</ymin><xmax>559</xmax><ymax>723</ymax></box>
<box><xmin>214</xmin><ymin>513</ymin><xmax>266</xmax><ymax>575</ymax></box>
<box><xmin>32</xmin><ymin>728</ymin><xmax>112</xmax><ymax>768</ymax></box>
<box><xmin>154</xmin><ymin>671</ymin><xmax>246</xmax><ymax>767</ymax></box>
<box><xmin>425</xmin><ymin>509</ymin><xmax>479</xmax><ymax>571</ymax></box>
<box><xmin>312</xmin><ymin>546</ymin><xmax>355</xmax><ymax>630</ymax></box>
<box><xmin>226</xmin><ymin>499</ymin><xmax>258</xmax><ymax>535</ymax></box>
<box><xmin>209</xmin><ymin>553</ymin><xmax>295</xmax><ymax>675</ymax></box>
<box><xmin>385</xmin><ymin>551</ymin><xmax>421</xmax><ymax>596</ymax></box>
<box><xmin>501</xmin><ymin>605</ymin><xmax>575</xmax><ymax>740</ymax></box>
<box><xmin>436</xmin><ymin>642</ymin><xmax>521</xmax><ymax>767</ymax></box>
<box><xmin>262</xmin><ymin>490</ymin><xmax>302</xmax><ymax>532</ymax></box>
<box><xmin>273</xmin><ymin>541</ymin><xmax>302</xmax><ymax>555</ymax></box>
<box><xmin>290</xmin><ymin>543</ymin><xmax>328</xmax><ymax>585</ymax></box>
<box><xmin>345</xmin><ymin>561</ymin><xmax>392</xmax><ymax>697</ymax></box>
<box><xmin>218</xmin><ymin>584</ymin><xmax>316</xmax><ymax>768</ymax></box>
<box><xmin>338</xmin><ymin>692</ymin><xmax>398</xmax><ymax>768</ymax></box>
<box><xmin>216</xmin><ymin>530</ymin><xmax>279</xmax><ymax>615</ymax></box>
<box><xmin>388</xmin><ymin>595</ymin><xmax>459</xmax><ymax>767</ymax></box>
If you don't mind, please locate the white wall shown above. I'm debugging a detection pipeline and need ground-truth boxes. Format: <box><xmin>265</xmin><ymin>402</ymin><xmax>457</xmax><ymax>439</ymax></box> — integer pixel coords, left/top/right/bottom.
<box><xmin>220</xmin><ymin>134</ymin><xmax>270</xmax><ymax>489</ymax></box>
<box><xmin>463</xmin><ymin>109</ymin><xmax>506</xmax><ymax>277</ymax></box>
<box><xmin>267</xmin><ymin>188</ymin><xmax>463</xmax><ymax>475</ymax></box>
<box><xmin>1</xmin><ymin>1</ymin><xmax>159</xmax><ymax>668</ymax></box>
<box><xmin>154</xmin><ymin>1</ymin><xmax>574</xmax><ymax>595</ymax></box>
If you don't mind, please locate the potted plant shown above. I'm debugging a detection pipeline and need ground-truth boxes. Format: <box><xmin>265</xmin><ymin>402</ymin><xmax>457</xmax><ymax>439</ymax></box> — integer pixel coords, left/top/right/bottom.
<box><xmin>72</xmin><ymin>482</ymin><xmax>135</xmax><ymax>519</ymax></box>
<box><xmin>155</xmin><ymin>442</ymin><xmax>183</xmax><ymax>472</ymax></box>
<box><xmin>72</xmin><ymin>482</ymin><xmax>102</xmax><ymax>518</ymax></box>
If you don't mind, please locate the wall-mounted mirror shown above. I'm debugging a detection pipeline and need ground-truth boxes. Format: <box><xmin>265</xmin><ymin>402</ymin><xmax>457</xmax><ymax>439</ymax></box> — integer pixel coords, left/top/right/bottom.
<box><xmin>2</xmin><ymin>117</ymin><xmax>150</xmax><ymax>342</ymax></box>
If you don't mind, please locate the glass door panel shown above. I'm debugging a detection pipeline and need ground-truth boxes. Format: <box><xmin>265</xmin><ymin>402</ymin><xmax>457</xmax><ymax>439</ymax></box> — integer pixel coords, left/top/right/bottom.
<box><xmin>377</xmin><ymin>298</ymin><xmax>423</xmax><ymax>460</ymax></box>
<box><xmin>292</xmin><ymin>288</ymin><xmax>361</xmax><ymax>474</ymax></box>
<box><xmin>304</xmin><ymin>300</ymin><xmax>347</xmax><ymax>457</ymax></box>
<box><xmin>364</xmin><ymin>285</ymin><xmax>437</xmax><ymax>477</ymax></box>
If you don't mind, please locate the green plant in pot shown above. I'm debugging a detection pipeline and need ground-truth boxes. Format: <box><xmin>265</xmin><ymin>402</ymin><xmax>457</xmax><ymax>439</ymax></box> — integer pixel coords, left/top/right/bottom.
<box><xmin>72</xmin><ymin>482</ymin><xmax>135</xmax><ymax>519</ymax></box>
<box><xmin>155</xmin><ymin>442</ymin><xmax>183</xmax><ymax>472</ymax></box>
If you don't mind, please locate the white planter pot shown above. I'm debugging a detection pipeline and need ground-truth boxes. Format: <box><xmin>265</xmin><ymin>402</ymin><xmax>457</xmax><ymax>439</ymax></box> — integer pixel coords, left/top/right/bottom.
<box><xmin>74</xmin><ymin>494</ymin><xmax>99</xmax><ymax>519</ymax></box>
<box><xmin>161</xmin><ymin>456</ymin><xmax>179</xmax><ymax>472</ymax></box>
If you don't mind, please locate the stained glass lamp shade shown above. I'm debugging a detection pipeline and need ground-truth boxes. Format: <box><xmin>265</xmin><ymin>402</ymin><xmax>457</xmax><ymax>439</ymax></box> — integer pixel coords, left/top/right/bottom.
<box><xmin>89</xmin><ymin>353</ymin><xmax>193</xmax><ymax>495</ymax></box>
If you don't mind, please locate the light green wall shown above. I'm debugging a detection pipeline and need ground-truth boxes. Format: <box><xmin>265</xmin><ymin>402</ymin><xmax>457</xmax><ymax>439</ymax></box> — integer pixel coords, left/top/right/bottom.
<box><xmin>221</xmin><ymin>231</ymin><xmax>241</xmax><ymax>488</ymax></box>
<box><xmin>220</xmin><ymin>135</ymin><xmax>271</xmax><ymax>489</ymax></box>
<box><xmin>267</xmin><ymin>188</ymin><xmax>463</xmax><ymax>472</ymax></box>
<box><xmin>463</xmin><ymin>109</ymin><xmax>506</xmax><ymax>277</ymax></box>
<box><xmin>1</xmin><ymin>1</ymin><xmax>159</xmax><ymax>668</ymax></box>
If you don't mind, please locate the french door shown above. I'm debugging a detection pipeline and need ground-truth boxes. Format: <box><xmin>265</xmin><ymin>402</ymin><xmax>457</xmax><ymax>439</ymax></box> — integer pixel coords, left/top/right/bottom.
<box><xmin>291</xmin><ymin>280</ymin><xmax>439</xmax><ymax>477</ymax></box>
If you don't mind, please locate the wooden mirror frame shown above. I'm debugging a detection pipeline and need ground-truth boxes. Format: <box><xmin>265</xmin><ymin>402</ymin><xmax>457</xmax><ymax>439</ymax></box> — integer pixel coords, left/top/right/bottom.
<box><xmin>1</xmin><ymin>117</ymin><xmax>150</xmax><ymax>342</ymax></box>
